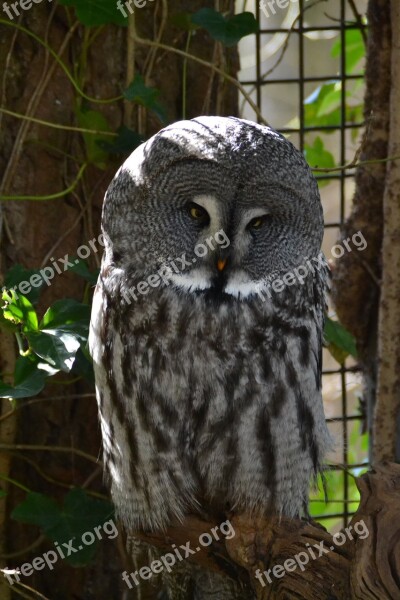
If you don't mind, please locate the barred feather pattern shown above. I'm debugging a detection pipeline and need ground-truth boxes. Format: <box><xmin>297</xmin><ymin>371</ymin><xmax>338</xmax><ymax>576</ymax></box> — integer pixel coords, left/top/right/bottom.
<box><xmin>90</xmin><ymin>263</ymin><xmax>330</xmax><ymax>532</ymax></box>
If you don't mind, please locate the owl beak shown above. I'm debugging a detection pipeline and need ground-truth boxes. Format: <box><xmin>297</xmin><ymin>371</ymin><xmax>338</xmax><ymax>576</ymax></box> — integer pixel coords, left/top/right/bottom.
<box><xmin>217</xmin><ymin>258</ymin><xmax>227</xmax><ymax>272</ymax></box>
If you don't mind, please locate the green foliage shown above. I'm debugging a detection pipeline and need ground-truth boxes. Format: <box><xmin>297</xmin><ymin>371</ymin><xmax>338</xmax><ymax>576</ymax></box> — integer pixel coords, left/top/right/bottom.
<box><xmin>309</xmin><ymin>422</ymin><xmax>369</xmax><ymax>528</ymax></box>
<box><xmin>191</xmin><ymin>8</ymin><xmax>258</xmax><ymax>47</ymax></box>
<box><xmin>331</xmin><ymin>29</ymin><xmax>365</xmax><ymax>74</ymax></box>
<box><xmin>58</xmin><ymin>0</ymin><xmax>128</xmax><ymax>27</ymax></box>
<box><xmin>12</xmin><ymin>488</ymin><xmax>114</xmax><ymax>566</ymax></box>
<box><xmin>124</xmin><ymin>75</ymin><xmax>168</xmax><ymax>123</ymax></box>
<box><xmin>301</xmin><ymin>27</ymin><xmax>365</xmax><ymax>174</ymax></box>
<box><xmin>324</xmin><ymin>317</ymin><xmax>358</xmax><ymax>364</ymax></box>
<box><xmin>0</xmin><ymin>290</ymin><xmax>91</xmax><ymax>398</ymax></box>
<box><xmin>303</xmin><ymin>136</ymin><xmax>335</xmax><ymax>185</ymax></box>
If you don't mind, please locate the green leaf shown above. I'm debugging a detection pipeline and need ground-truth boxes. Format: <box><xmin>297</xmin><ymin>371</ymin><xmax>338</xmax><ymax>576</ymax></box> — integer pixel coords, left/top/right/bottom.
<box><xmin>4</xmin><ymin>264</ymin><xmax>45</xmax><ymax>305</ymax></box>
<box><xmin>26</xmin><ymin>330</ymin><xmax>81</xmax><ymax>373</ymax></box>
<box><xmin>76</xmin><ymin>108</ymin><xmax>111</xmax><ymax>168</ymax></box>
<box><xmin>12</xmin><ymin>489</ymin><xmax>115</xmax><ymax>566</ymax></box>
<box><xmin>98</xmin><ymin>126</ymin><xmax>143</xmax><ymax>155</ymax></box>
<box><xmin>40</xmin><ymin>300</ymin><xmax>91</xmax><ymax>343</ymax></box>
<box><xmin>40</xmin><ymin>300</ymin><xmax>90</xmax><ymax>329</ymax></box>
<box><xmin>0</xmin><ymin>357</ymin><xmax>46</xmax><ymax>399</ymax></box>
<box><xmin>304</xmin><ymin>82</ymin><xmax>341</xmax><ymax>128</ymax></box>
<box><xmin>58</xmin><ymin>0</ymin><xmax>128</xmax><ymax>26</ymax></box>
<box><xmin>0</xmin><ymin>376</ymin><xmax>45</xmax><ymax>399</ymax></box>
<box><xmin>331</xmin><ymin>29</ymin><xmax>365</xmax><ymax>74</ymax></box>
<box><xmin>2</xmin><ymin>290</ymin><xmax>38</xmax><ymax>332</ymax></box>
<box><xmin>12</xmin><ymin>492</ymin><xmax>61</xmax><ymax>529</ymax></box>
<box><xmin>123</xmin><ymin>75</ymin><xmax>167</xmax><ymax>123</ymax></box>
<box><xmin>304</xmin><ymin>137</ymin><xmax>335</xmax><ymax>182</ymax></box>
<box><xmin>324</xmin><ymin>317</ymin><xmax>358</xmax><ymax>363</ymax></box>
<box><xmin>191</xmin><ymin>9</ymin><xmax>258</xmax><ymax>47</ymax></box>
<box><xmin>316</xmin><ymin>86</ymin><xmax>342</xmax><ymax>118</ymax></box>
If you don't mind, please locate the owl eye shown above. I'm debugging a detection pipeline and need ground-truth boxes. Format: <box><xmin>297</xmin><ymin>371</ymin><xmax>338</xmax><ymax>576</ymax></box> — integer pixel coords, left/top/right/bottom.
<box><xmin>187</xmin><ymin>203</ymin><xmax>210</xmax><ymax>224</ymax></box>
<box><xmin>248</xmin><ymin>215</ymin><xmax>270</xmax><ymax>230</ymax></box>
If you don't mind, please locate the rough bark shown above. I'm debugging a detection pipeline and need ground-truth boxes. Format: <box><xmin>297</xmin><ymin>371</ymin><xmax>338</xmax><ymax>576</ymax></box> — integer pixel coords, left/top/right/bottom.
<box><xmin>373</xmin><ymin>0</ymin><xmax>400</xmax><ymax>463</ymax></box>
<box><xmin>136</xmin><ymin>464</ymin><xmax>400</xmax><ymax>600</ymax></box>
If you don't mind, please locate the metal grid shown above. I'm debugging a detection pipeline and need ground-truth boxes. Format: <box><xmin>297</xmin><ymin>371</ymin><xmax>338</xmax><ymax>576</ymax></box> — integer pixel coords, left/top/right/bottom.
<box><xmin>239</xmin><ymin>0</ymin><xmax>368</xmax><ymax>528</ymax></box>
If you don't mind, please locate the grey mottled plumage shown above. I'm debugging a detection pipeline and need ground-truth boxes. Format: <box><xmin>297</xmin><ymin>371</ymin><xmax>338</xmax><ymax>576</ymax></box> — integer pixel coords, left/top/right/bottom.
<box><xmin>89</xmin><ymin>116</ymin><xmax>331</xmax><ymax>595</ymax></box>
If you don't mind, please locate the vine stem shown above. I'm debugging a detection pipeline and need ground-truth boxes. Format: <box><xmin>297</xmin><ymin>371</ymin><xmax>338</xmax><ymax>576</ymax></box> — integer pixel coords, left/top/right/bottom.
<box><xmin>0</xmin><ymin>164</ymin><xmax>88</xmax><ymax>202</ymax></box>
<box><xmin>0</xmin><ymin>108</ymin><xmax>117</xmax><ymax>137</ymax></box>
<box><xmin>0</xmin><ymin>474</ymin><xmax>30</xmax><ymax>493</ymax></box>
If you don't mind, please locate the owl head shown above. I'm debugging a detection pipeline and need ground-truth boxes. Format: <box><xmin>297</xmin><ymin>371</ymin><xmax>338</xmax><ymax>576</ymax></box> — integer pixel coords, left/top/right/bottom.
<box><xmin>101</xmin><ymin>116</ymin><xmax>324</xmax><ymax>300</ymax></box>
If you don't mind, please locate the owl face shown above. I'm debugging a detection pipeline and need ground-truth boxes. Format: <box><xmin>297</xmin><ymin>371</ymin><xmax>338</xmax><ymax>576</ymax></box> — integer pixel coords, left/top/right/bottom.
<box><xmin>102</xmin><ymin>117</ymin><xmax>324</xmax><ymax>300</ymax></box>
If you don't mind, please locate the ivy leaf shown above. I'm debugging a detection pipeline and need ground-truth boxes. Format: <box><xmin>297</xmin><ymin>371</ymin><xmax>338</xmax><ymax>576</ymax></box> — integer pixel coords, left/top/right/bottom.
<box><xmin>2</xmin><ymin>290</ymin><xmax>38</xmax><ymax>332</ymax></box>
<box><xmin>40</xmin><ymin>300</ymin><xmax>91</xmax><ymax>343</ymax></box>
<box><xmin>58</xmin><ymin>0</ymin><xmax>128</xmax><ymax>26</ymax></box>
<box><xmin>40</xmin><ymin>300</ymin><xmax>90</xmax><ymax>330</ymax></box>
<box><xmin>26</xmin><ymin>330</ymin><xmax>81</xmax><ymax>373</ymax></box>
<box><xmin>324</xmin><ymin>317</ymin><xmax>358</xmax><ymax>364</ymax></box>
<box><xmin>191</xmin><ymin>9</ymin><xmax>258</xmax><ymax>47</ymax></box>
<box><xmin>12</xmin><ymin>489</ymin><xmax>115</xmax><ymax>566</ymax></box>
<box><xmin>0</xmin><ymin>357</ymin><xmax>46</xmax><ymax>399</ymax></box>
<box><xmin>124</xmin><ymin>75</ymin><xmax>167</xmax><ymax>123</ymax></box>
<box><xmin>98</xmin><ymin>126</ymin><xmax>143</xmax><ymax>155</ymax></box>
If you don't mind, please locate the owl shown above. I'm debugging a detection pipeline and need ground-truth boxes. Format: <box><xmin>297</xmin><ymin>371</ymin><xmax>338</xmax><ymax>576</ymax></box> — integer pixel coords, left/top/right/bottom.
<box><xmin>89</xmin><ymin>116</ymin><xmax>331</xmax><ymax>594</ymax></box>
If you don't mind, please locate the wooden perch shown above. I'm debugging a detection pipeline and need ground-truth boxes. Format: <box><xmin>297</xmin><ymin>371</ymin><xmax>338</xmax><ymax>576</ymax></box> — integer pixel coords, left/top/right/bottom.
<box><xmin>134</xmin><ymin>463</ymin><xmax>400</xmax><ymax>599</ymax></box>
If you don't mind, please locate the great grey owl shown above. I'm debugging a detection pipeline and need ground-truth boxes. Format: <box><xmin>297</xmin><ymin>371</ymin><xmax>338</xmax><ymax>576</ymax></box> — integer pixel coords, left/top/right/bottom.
<box><xmin>89</xmin><ymin>116</ymin><xmax>331</xmax><ymax>596</ymax></box>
